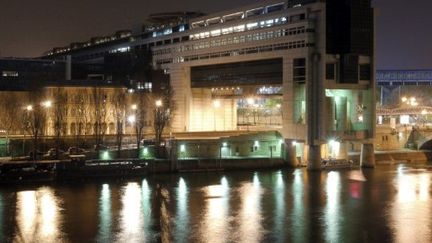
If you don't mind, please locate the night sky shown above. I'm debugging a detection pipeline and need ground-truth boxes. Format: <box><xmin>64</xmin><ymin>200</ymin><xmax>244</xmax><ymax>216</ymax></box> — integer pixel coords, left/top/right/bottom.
<box><xmin>0</xmin><ymin>0</ymin><xmax>431</xmax><ymax>69</ymax></box>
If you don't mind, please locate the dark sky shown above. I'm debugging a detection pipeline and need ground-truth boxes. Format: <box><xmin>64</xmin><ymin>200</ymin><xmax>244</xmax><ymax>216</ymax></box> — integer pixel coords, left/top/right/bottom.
<box><xmin>0</xmin><ymin>0</ymin><xmax>431</xmax><ymax>69</ymax></box>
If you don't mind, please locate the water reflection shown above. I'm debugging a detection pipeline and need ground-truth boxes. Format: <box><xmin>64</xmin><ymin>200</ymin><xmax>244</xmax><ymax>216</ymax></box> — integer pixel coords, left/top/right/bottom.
<box><xmin>96</xmin><ymin>184</ymin><xmax>112</xmax><ymax>242</ymax></box>
<box><xmin>391</xmin><ymin>165</ymin><xmax>432</xmax><ymax>243</ymax></box>
<box><xmin>2</xmin><ymin>166</ymin><xmax>432</xmax><ymax>242</ymax></box>
<box><xmin>14</xmin><ymin>188</ymin><xmax>62</xmax><ymax>243</ymax></box>
<box><xmin>175</xmin><ymin>177</ymin><xmax>189</xmax><ymax>243</ymax></box>
<box><xmin>116</xmin><ymin>182</ymin><xmax>144</xmax><ymax>242</ymax></box>
<box><xmin>235</xmin><ymin>172</ymin><xmax>263</xmax><ymax>243</ymax></box>
<box><xmin>291</xmin><ymin>169</ymin><xmax>306</xmax><ymax>243</ymax></box>
<box><xmin>0</xmin><ymin>193</ymin><xmax>3</xmax><ymax>241</ymax></box>
<box><xmin>273</xmin><ymin>170</ymin><xmax>286</xmax><ymax>243</ymax></box>
<box><xmin>324</xmin><ymin>172</ymin><xmax>342</xmax><ymax>243</ymax></box>
<box><xmin>141</xmin><ymin>179</ymin><xmax>153</xmax><ymax>241</ymax></box>
<box><xmin>200</xmin><ymin>176</ymin><xmax>230</xmax><ymax>243</ymax></box>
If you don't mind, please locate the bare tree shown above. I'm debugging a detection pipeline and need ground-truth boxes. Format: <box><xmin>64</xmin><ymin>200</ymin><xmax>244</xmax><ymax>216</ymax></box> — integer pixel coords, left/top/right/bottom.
<box><xmin>133</xmin><ymin>91</ymin><xmax>149</xmax><ymax>158</ymax></box>
<box><xmin>0</xmin><ymin>92</ymin><xmax>20</xmax><ymax>154</ymax></box>
<box><xmin>23</xmin><ymin>90</ymin><xmax>48</xmax><ymax>160</ymax></box>
<box><xmin>52</xmin><ymin>88</ymin><xmax>68</xmax><ymax>159</ymax></box>
<box><xmin>92</xmin><ymin>87</ymin><xmax>108</xmax><ymax>152</ymax></box>
<box><xmin>76</xmin><ymin>91</ymin><xmax>92</xmax><ymax>147</ymax></box>
<box><xmin>153</xmin><ymin>84</ymin><xmax>175</xmax><ymax>146</ymax></box>
<box><xmin>112</xmin><ymin>88</ymin><xmax>127</xmax><ymax>157</ymax></box>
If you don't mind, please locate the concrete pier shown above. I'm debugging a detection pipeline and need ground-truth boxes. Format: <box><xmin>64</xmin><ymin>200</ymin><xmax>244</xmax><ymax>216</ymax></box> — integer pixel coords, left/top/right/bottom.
<box><xmin>307</xmin><ymin>144</ymin><xmax>322</xmax><ymax>170</ymax></box>
<box><xmin>361</xmin><ymin>143</ymin><xmax>376</xmax><ymax>168</ymax></box>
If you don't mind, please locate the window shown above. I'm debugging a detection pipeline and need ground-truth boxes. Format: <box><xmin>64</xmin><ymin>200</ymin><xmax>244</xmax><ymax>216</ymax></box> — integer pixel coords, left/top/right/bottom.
<box><xmin>326</xmin><ymin>63</ymin><xmax>335</xmax><ymax>80</ymax></box>
<box><xmin>359</xmin><ymin>64</ymin><xmax>371</xmax><ymax>80</ymax></box>
<box><xmin>2</xmin><ymin>71</ymin><xmax>18</xmax><ymax>77</ymax></box>
<box><xmin>293</xmin><ymin>58</ymin><xmax>306</xmax><ymax>83</ymax></box>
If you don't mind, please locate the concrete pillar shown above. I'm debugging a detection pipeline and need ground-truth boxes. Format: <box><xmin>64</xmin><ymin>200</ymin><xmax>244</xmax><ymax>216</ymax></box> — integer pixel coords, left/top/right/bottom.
<box><xmin>360</xmin><ymin>143</ymin><xmax>375</xmax><ymax>168</ymax></box>
<box><xmin>307</xmin><ymin>144</ymin><xmax>322</xmax><ymax>170</ymax></box>
<box><xmin>284</xmin><ymin>140</ymin><xmax>298</xmax><ymax>167</ymax></box>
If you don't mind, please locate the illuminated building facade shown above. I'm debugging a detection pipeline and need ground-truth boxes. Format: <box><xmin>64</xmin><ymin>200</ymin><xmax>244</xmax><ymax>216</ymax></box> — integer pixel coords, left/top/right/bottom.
<box><xmin>32</xmin><ymin>0</ymin><xmax>376</xmax><ymax>168</ymax></box>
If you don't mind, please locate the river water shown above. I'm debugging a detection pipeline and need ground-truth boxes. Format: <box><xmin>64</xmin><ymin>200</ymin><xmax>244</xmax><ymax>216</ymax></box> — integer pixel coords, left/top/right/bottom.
<box><xmin>1</xmin><ymin>164</ymin><xmax>432</xmax><ymax>243</ymax></box>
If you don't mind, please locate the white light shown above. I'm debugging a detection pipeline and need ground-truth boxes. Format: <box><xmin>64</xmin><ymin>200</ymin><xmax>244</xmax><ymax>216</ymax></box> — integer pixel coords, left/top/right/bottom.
<box><xmin>42</xmin><ymin>100</ymin><xmax>52</xmax><ymax>108</ymax></box>
<box><xmin>401</xmin><ymin>97</ymin><xmax>408</xmax><ymax>102</ymax></box>
<box><xmin>358</xmin><ymin>115</ymin><xmax>364</xmax><ymax>122</ymax></box>
<box><xmin>26</xmin><ymin>105</ymin><xmax>33</xmax><ymax>111</ymax></box>
<box><xmin>378</xmin><ymin>116</ymin><xmax>383</xmax><ymax>125</ymax></box>
<box><xmin>254</xmin><ymin>141</ymin><xmax>260</xmax><ymax>147</ymax></box>
<box><xmin>128</xmin><ymin>115</ymin><xmax>136</xmax><ymax>123</ymax></box>
<box><xmin>213</xmin><ymin>100</ymin><xmax>221</xmax><ymax>108</ymax></box>
<box><xmin>292</xmin><ymin>141</ymin><xmax>297</xmax><ymax>146</ymax></box>
<box><xmin>276</xmin><ymin>104</ymin><xmax>281</xmax><ymax>109</ymax></box>
<box><xmin>247</xmin><ymin>98</ymin><xmax>255</xmax><ymax>105</ymax></box>
<box><xmin>155</xmin><ymin>100</ymin><xmax>162</xmax><ymax>107</ymax></box>
<box><xmin>180</xmin><ymin>144</ymin><xmax>186</xmax><ymax>152</ymax></box>
<box><xmin>400</xmin><ymin>115</ymin><xmax>410</xmax><ymax>125</ymax></box>
<box><xmin>422</xmin><ymin>110</ymin><xmax>427</xmax><ymax>115</ymax></box>
<box><xmin>131</xmin><ymin>104</ymin><xmax>137</xmax><ymax>110</ymax></box>
<box><xmin>222</xmin><ymin>142</ymin><xmax>228</xmax><ymax>147</ymax></box>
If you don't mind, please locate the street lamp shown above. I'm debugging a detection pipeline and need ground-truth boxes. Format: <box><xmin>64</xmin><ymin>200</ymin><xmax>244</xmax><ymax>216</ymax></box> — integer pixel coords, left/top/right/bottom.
<box><xmin>26</xmin><ymin>105</ymin><xmax>33</xmax><ymax>111</ymax></box>
<box><xmin>131</xmin><ymin>104</ymin><xmax>137</xmax><ymax>110</ymax></box>
<box><xmin>42</xmin><ymin>100</ymin><xmax>52</xmax><ymax>108</ymax></box>
<box><xmin>128</xmin><ymin>115</ymin><xmax>136</xmax><ymax>124</ymax></box>
<box><xmin>155</xmin><ymin>100</ymin><xmax>162</xmax><ymax>107</ymax></box>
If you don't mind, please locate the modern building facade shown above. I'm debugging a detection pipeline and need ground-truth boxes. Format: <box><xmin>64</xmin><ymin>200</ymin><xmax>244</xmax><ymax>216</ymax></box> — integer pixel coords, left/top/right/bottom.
<box><xmin>3</xmin><ymin>0</ymin><xmax>376</xmax><ymax>168</ymax></box>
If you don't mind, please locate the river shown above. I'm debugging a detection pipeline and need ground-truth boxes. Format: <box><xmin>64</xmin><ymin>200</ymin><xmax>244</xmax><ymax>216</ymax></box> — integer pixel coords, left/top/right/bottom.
<box><xmin>1</xmin><ymin>164</ymin><xmax>431</xmax><ymax>242</ymax></box>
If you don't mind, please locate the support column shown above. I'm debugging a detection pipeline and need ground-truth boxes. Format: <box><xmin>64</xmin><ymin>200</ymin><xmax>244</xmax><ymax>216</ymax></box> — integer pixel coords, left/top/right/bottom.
<box><xmin>284</xmin><ymin>139</ymin><xmax>298</xmax><ymax>167</ymax></box>
<box><xmin>307</xmin><ymin>144</ymin><xmax>322</xmax><ymax>170</ymax></box>
<box><xmin>360</xmin><ymin>143</ymin><xmax>375</xmax><ymax>168</ymax></box>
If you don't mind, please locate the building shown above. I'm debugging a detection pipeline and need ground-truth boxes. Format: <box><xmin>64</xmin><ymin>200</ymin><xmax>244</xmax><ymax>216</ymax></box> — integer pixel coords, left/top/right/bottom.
<box><xmin>3</xmin><ymin>0</ymin><xmax>376</xmax><ymax>168</ymax></box>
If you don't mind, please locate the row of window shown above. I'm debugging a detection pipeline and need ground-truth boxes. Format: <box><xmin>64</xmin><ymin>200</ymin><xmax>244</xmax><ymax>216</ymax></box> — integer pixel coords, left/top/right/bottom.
<box><xmin>176</xmin><ymin>26</ymin><xmax>307</xmax><ymax>54</ymax></box>
<box><xmin>189</xmin><ymin>13</ymin><xmax>306</xmax><ymax>41</ymax></box>
<box><xmin>293</xmin><ymin>58</ymin><xmax>306</xmax><ymax>83</ymax></box>
<box><xmin>154</xmin><ymin>40</ymin><xmax>309</xmax><ymax>65</ymax></box>
<box><xmin>325</xmin><ymin>63</ymin><xmax>371</xmax><ymax>81</ymax></box>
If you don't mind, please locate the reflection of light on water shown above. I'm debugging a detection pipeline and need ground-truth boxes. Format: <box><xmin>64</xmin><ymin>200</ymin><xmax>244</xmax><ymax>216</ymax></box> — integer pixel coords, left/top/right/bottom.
<box><xmin>325</xmin><ymin>172</ymin><xmax>341</xmax><ymax>243</ymax></box>
<box><xmin>97</xmin><ymin>184</ymin><xmax>112</xmax><ymax>242</ymax></box>
<box><xmin>16</xmin><ymin>191</ymin><xmax>37</xmax><ymax>240</ymax></box>
<box><xmin>391</xmin><ymin>170</ymin><xmax>432</xmax><ymax>243</ymax></box>
<box><xmin>15</xmin><ymin>188</ymin><xmax>61</xmax><ymax>242</ymax></box>
<box><xmin>39</xmin><ymin>188</ymin><xmax>59</xmax><ymax>238</ymax></box>
<box><xmin>117</xmin><ymin>182</ymin><xmax>144</xmax><ymax>242</ymax></box>
<box><xmin>292</xmin><ymin>169</ymin><xmax>306</xmax><ymax>243</ymax></box>
<box><xmin>175</xmin><ymin>177</ymin><xmax>189</xmax><ymax>243</ymax></box>
<box><xmin>236</xmin><ymin>172</ymin><xmax>263</xmax><ymax>243</ymax></box>
<box><xmin>273</xmin><ymin>170</ymin><xmax>285</xmax><ymax>242</ymax></box>
<box><xmin>0</xmin><ymin>193</ymin><xmax>3</xmax><ymax>239</ymax></box>
<box><xmin>141</xmin><ymin>179</ymin><xmax>152</xmax><ymax>241</ymax></box>
<box><xmin>200</xmin><ymin>176</ymin><xmax>230</xmax><ymax>243</ymax></box>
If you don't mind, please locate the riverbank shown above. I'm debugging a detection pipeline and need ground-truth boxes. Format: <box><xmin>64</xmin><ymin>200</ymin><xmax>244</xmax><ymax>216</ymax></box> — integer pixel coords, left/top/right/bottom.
<box><xmin>349</xmin><ymin>149</ymin><xmax>432</xmax><ymax>164</ymax></box>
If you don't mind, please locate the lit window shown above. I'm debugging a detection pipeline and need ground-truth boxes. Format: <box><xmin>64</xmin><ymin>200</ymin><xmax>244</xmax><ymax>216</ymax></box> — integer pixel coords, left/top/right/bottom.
<box><xmin>246</xmin><ymin>22</ymin><xmax>258</xmax><ymax>30</ymax></box>
<box><xmin>2</xmin><ymin>71</ymin><xmax>18</xmax><ymax>77</ymax></box>
<box><xmin>211</xmin><ymin>29</ymin><xmax>221</xmax><ymax>37</ymax></box>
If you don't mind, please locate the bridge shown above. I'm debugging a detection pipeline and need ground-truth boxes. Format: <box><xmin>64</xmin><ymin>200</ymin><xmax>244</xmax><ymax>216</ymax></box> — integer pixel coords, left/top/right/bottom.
<box><xmin>377</xmin><ymin>70</ymin><xmax>432</xmax><ymax>86</ymax></box>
